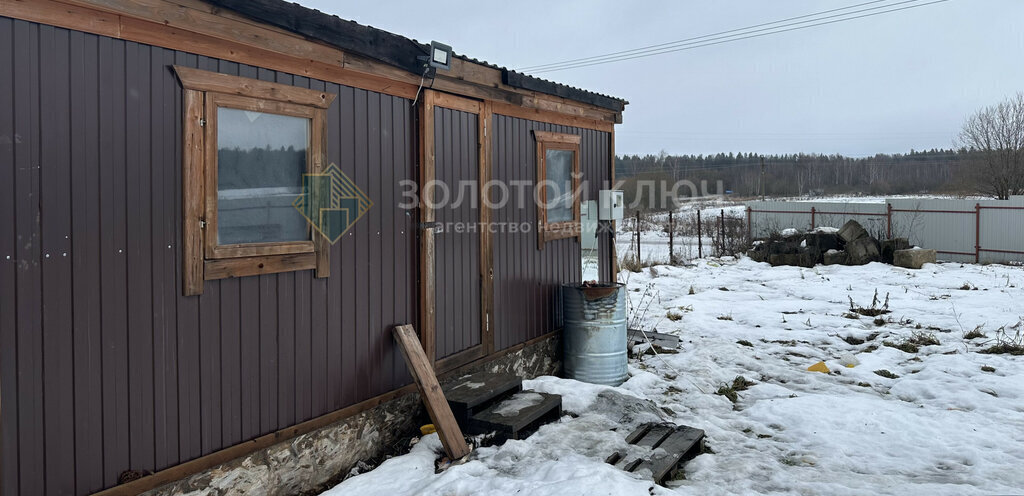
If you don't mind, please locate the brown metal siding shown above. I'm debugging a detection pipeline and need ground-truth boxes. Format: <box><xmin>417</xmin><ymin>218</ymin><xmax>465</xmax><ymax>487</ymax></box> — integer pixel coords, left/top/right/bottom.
<box><xmin>432</xmin><ymin>107</ymin><xmax>482</xmax><ymax>359</ymax></box>
<box><xmin>1</xmin><ymin>18</ymin><xmax>417</xmax><ymax>495</ymax></box>
<box><xmin>490</xmin><ymin>114</ymin><xmax>612</xmax><ymax>351</ymax></box>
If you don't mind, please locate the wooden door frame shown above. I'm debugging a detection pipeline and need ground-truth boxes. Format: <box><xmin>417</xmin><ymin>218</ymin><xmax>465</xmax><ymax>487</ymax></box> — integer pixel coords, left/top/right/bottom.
<box><xmin>418</xmin><ymin>89</ymin><xmax>494</xmax><ymax>372</ymax></box>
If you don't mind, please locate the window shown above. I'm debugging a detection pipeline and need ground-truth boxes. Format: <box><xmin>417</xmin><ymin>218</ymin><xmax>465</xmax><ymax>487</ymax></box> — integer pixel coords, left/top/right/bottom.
<box><xmin>175</xmin><ymin>66</ymin><xmax>336</xmax><ymax>296</ymax></box>
<box><xmin>534</xmin><ymin>130</ymin><xmax>582</xmax><ymax>249</ymax></box>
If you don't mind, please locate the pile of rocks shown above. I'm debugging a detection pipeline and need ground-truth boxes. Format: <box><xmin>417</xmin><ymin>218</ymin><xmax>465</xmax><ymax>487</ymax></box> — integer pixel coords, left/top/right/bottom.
<box><xmin>747</xmin><ymin>220</ymin><xmax>937</xmax><ymax>269</ymax></box>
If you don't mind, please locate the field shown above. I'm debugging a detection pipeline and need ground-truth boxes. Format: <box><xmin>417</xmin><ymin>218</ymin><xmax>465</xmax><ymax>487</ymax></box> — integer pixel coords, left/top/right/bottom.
<box><xmin>324</xmin><ymin>259</ymin><xmax>1024</xmax><ymax>495</ymax></box>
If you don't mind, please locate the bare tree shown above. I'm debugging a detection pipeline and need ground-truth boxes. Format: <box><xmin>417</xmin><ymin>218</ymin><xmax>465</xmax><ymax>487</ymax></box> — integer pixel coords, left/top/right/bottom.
<box><xmin>958</xmin><ymin>92</ymin><xmax>1024</xmax><ymax>199</ymax></box>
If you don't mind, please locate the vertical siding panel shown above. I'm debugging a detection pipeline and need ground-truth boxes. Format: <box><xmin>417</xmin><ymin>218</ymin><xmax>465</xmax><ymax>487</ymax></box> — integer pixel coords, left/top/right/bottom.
<box><xmin>149</xmin><ymin>43</ymin><xmax>172</xmax><ymax>471</ymax></box>
<box><xmin>294</xmin><ymin>270</ymin><xmax>312</xmax><ymax>422</ymax></box>
<box><xmin>492</xmin><ymin>116</ymin><xmax>504</xmax><ymax>351</ymax></box>
<box><xmin>199</xmin><ymin>280</ymin><xmax>221</xmax><ymax>455</ymax></box>
<box><xmin>327</xmin><ymin>80</ymin><xmax>346</xmax><ymax>409</ymax></box>
<box><xmin>238</xmin><ymin>276</ymin><xmax>260</xmax><ymax>441</ymax></box>
<box><xmin>164</xmin><ymin>47</ymin><xmax>185</xmax><ymax>465</ymax></box>
<box><xmin>38</xmin><ymin>24</ymin><xmax>77</xmax><ymax>495</ymax></box>
<box><xmin>13</xmin><ymin>19</ymin><xmax>44</xmax><ymax>494</ymax></box>
<box><xmin>379</xmin><ymin>95</ymin><xmax>396</xmax><ymax>392</ymax></box>
<box><xmin>259</xmin><ymin>275</ymin><xmax>278</xmax><ymax>433</ymax></box>
<box><xmin>367</xmin><ymin>90</ymin><xmax>383</xmax><ymax>395</ymax></box>
<box><xmin>353</xmin><ymin>89</ymin><xmax>370</xmax><ymax>398</ymax></box>
<box><xmin>219</xmin><ymin>277</ymin><xmax>242</xmax><ymax>447</ymax></box>
<box><xmin>98</xmin><ymin>34</ymin><xmax>131</xmax><ymax>488</ymax></box>
<box><xmin>445</xmin><ymin>109</ymin><xmax>456</xmax><ymax>357</ymax></box>
<box><xmin>277</xmin><ymin>271</ymin><xmax>296</xmax><ymax>428</ymax></box>
<box><xmin>69</xmin><ymin>28</ymin><xmax>105</xmax><ymax>493</ymax></box>
<box><xmin>519</xmin><ymin>118</ymin><xmax>532</xmax><ymax>344</ymax></box>
<box><xmin>501</xmin><ymin>115</ymin><xmax>512</xmax><ymax>351</ymax></box>
<box><xmin>389</xmin><ymin>96</ymin><xmax>407</xmax><ymax>389</ymax></box>
<box><xmin>125</xmin><ymin>41</ymin><xmax>157</xmax><ymax>472</ymax></box>
<box><xmin>0</xmin><ymin>17</ymin><xmax>19</xmax><ymax>496</ymax></box>
<box><xmin>470</xmin><ymin>113</ymin><xmax>481</xmax><ymax>349</ymax></box>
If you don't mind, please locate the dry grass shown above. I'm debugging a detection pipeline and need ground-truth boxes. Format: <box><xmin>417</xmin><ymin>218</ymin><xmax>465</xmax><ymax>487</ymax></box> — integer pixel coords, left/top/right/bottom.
<box><xmin>715</xmin><ymin>376</ymin><xmax>756</xmax><ymax>403</ymax></box>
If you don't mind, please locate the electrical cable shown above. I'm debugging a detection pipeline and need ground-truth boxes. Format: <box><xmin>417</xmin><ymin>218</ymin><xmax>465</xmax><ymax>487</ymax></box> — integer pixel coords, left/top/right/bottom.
<box><xmin>518</xmin><ymin>0</ymin><xmax>894</xmax><ymax>71</ymax></box>
<box><xmin>526</xmin><ymin>0</ymin><xmax>949</xmax><ymax>74</ymax></box>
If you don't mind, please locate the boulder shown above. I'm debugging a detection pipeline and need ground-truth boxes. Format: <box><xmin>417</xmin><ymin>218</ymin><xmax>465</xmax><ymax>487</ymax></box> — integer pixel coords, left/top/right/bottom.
<box><xmin>823</xmin><ymin>249</ymin><xmax>850</xmax><ymax>266</ymax></box>
<box><xmin>746</xmin><ymin>248</ymin><xmax>768</xmax><ymax>263</ymax></box>
<box><xmin>838</xmin><ymin>220</ymin><xmax>869</xmax><ymax>243</ymax></box>
<box><xmin>846</xmin><ymin>237</ymin><xmax>880</xmax><ymax>265</ymax></box>
<box><xmin>880</xmin><ymin>238</ymin><xmax>911</xmax><ymax>264</ymax></box>
<box><xmin>894</xmin><ymin>249</ymin><xmax>936</xmax><ymax>269</ymax></box>
<box><xmin>802</xmin><ymin>232</ymin><xmax>842</xmax><ymax>253</ymax></box>
<box><xmin>769</xmin><ymin>253</ymin><xmax>816</xmax><ymax>268</ymax></box>
<box><xmin>768</xmin><ymin>240</ymin><xmax>802</xmax><ymax>255</ymax></box>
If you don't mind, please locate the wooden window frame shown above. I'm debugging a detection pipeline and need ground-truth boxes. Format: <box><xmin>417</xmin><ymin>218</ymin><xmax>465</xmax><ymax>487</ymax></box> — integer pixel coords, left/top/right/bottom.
<box><xmin>175</xmin><ymin>66</ymin><xmax>336</xmax><ymax>296</ymax></box>
<box><xmin>534</xmin><ymin>130</ymin><xmax>582</xmax><ymax>249</ymax></box>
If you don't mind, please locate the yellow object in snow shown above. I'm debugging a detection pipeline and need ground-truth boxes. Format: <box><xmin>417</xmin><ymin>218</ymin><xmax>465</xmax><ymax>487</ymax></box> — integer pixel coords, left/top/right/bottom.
<box><xmin>807</xmin><ymin>361</ymin><xmax>830</xmax><ymax>373</ymax></box>
<box><xmin>420</xmin><ymin>424</ymin><xmax>436</xmax><ymax>435</ymax></box>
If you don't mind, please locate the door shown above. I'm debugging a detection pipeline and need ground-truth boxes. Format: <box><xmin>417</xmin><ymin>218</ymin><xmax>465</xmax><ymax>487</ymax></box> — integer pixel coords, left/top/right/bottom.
<box><xmin>419</xmin><ymin>90</ymin><xmax>493</xmax><ymax>371</ymax></box>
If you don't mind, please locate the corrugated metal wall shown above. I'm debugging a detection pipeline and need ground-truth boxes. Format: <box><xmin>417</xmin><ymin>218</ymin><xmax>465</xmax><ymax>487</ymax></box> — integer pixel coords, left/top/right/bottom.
<box><xmin>747</xmin><ymin>197</ymin><xmax>1024</xmax><ymax>263</ymax></box>
<box><xmin>747</xmin><ymin>201</ymin><xmax>889</xmax><ymax>239</ymax></box>
<box><xmin>433</xmin><ymin>107</ymin><xmax>482</xmax><ymax>359</ymax></box>
<box><xmin>490</xmin><ymin>114</ymin><xmax>612</xmax><ymax>351</ymax></box>
<box><xmin>0</xmin><ymin>18</ymin><xmax>417</xmax><ymax>495</ymax></box>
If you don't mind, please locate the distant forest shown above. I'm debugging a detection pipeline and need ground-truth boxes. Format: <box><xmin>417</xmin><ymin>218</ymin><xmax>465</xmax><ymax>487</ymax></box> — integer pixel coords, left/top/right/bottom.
<box><xmin>615</xmin><ymin>149</ymin><xmax>980</xmax><ymax>208</ymax></box>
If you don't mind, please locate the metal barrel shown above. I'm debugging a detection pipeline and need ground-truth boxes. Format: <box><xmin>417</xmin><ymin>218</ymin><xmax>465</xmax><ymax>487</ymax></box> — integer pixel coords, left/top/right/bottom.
<box><xmin>561</xmin><ymin>283</ymin><xmax>628</xmax><ymax>386</ymax></box>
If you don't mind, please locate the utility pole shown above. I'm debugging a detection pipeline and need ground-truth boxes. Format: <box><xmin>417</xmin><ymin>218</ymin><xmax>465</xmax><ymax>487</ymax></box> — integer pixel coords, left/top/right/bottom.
<box><xmin>760</xmin><ymin>156</ymin><xmax>766</xmax><ymax>201</ymax></box>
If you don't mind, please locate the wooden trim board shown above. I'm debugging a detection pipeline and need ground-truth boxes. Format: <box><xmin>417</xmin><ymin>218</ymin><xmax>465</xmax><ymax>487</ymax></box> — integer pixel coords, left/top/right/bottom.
<box><xmin>418</xmin><ymin>89</ymin><xmax>437</xmax><ymax>363</ymax></box>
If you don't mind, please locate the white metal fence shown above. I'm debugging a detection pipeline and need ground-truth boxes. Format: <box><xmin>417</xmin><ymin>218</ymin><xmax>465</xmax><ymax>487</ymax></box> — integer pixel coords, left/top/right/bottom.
<box><xmin>746</xmin><ymin>196</ymin><xmax>1024</xmax><ymax>264</ymax></box>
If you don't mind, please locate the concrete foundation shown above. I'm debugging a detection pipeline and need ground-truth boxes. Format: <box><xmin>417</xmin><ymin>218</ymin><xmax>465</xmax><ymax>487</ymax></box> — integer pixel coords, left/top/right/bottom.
<box><xmin>142</xmin><ymin>334</ymin><xmax>561</xmax><ymax>496</ymax></box>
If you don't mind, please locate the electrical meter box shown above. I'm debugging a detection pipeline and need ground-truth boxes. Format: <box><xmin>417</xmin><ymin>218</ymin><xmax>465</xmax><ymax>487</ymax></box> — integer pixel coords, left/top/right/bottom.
<box><xmin>598</xmin><ymin>190</ymin><xmax>624</xmax><ymax>220</ymax></box>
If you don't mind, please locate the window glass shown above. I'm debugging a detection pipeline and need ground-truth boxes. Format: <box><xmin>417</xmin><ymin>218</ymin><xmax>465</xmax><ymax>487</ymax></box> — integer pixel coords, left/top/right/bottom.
<box><xmin>545</xmin><ymin>148</ymin><xmax>575</xmax><ymax>223</ymax></box>
<box><xmin>217</xmin><ymin>108</ymin><xmax>310</xmax><ymax>245</ymax></box>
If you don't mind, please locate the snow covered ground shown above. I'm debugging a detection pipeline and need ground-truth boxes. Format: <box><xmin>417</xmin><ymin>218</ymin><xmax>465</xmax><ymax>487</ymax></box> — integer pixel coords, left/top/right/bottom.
<box><xmin>323</xmin><ymin>259</ymin><xmax>1024</xmax><ymax>495</ymax></box>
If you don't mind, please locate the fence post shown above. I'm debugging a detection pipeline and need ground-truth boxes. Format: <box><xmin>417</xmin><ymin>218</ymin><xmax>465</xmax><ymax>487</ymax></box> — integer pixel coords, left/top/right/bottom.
<box><xmin>697</xmin><ymin>209</ymin><xmax>703</xmax><ymax>259</ymax></box>
<box><xmin>668</xmin><ymin>210</ymin><xmax>674</xmax><ymax>265</ymax></box>
<box><xmin>975</xmin><ymin>203</ymin><xmax>981</xmax><ymax>263</ymax></box>
<box><xmin>746</xmin><ymin>206</ymin><xmax>752</xmax><ymax>242</ymax></box>
<box><xmin>636</xmin><ymin>211</ymin><xmax>641</xmax><ymax>265</ymax></box>
<box><xmin>719</xmin><ymin>209</ymin><xmax>725</xmax><ymax>257</ymax></box>
<box><xmin>886</xmin><ymin>203</ymin><xmax>893</xmax><ymax>239</ymax></box>
<box><xmin>810</xmin><ymin>206</ymin><xmax>816</xmax><ymax>231</ymax></box>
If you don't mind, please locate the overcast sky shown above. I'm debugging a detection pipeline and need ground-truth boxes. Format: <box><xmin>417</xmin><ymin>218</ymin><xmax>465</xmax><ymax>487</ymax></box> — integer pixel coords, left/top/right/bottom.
<box><xmin>300</xmin><ymin>0</ymin><xmax>1024</xmax><ymax>158</ymax></box>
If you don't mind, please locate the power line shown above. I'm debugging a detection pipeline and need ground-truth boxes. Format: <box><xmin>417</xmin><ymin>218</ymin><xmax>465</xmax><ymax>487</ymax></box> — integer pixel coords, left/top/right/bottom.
<box><xmin>533</xmin><ymin>0</ymin><xmax>946</xmax><ymax>73</ymax></box>
<box><xmin>526</xmin><ymin>0</ymin><xmax>949</xmax><ymax>74</ymax></box>
<box><xmin>518</xmin><ymin>0</ymin><xmax>892</xmax><ymax>71</ymax></box>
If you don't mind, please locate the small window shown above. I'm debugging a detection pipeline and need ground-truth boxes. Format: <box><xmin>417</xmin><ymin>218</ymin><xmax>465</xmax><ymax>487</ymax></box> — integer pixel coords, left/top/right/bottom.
<box><xmin>534</xmin><ymin>131</ymin><xmax>582</xmax><ymax>249</ymax></box>
<box><xmin>175</xmin><ymin>66</ymin><xmax>336</xmax><ymax>296</ymax></box>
